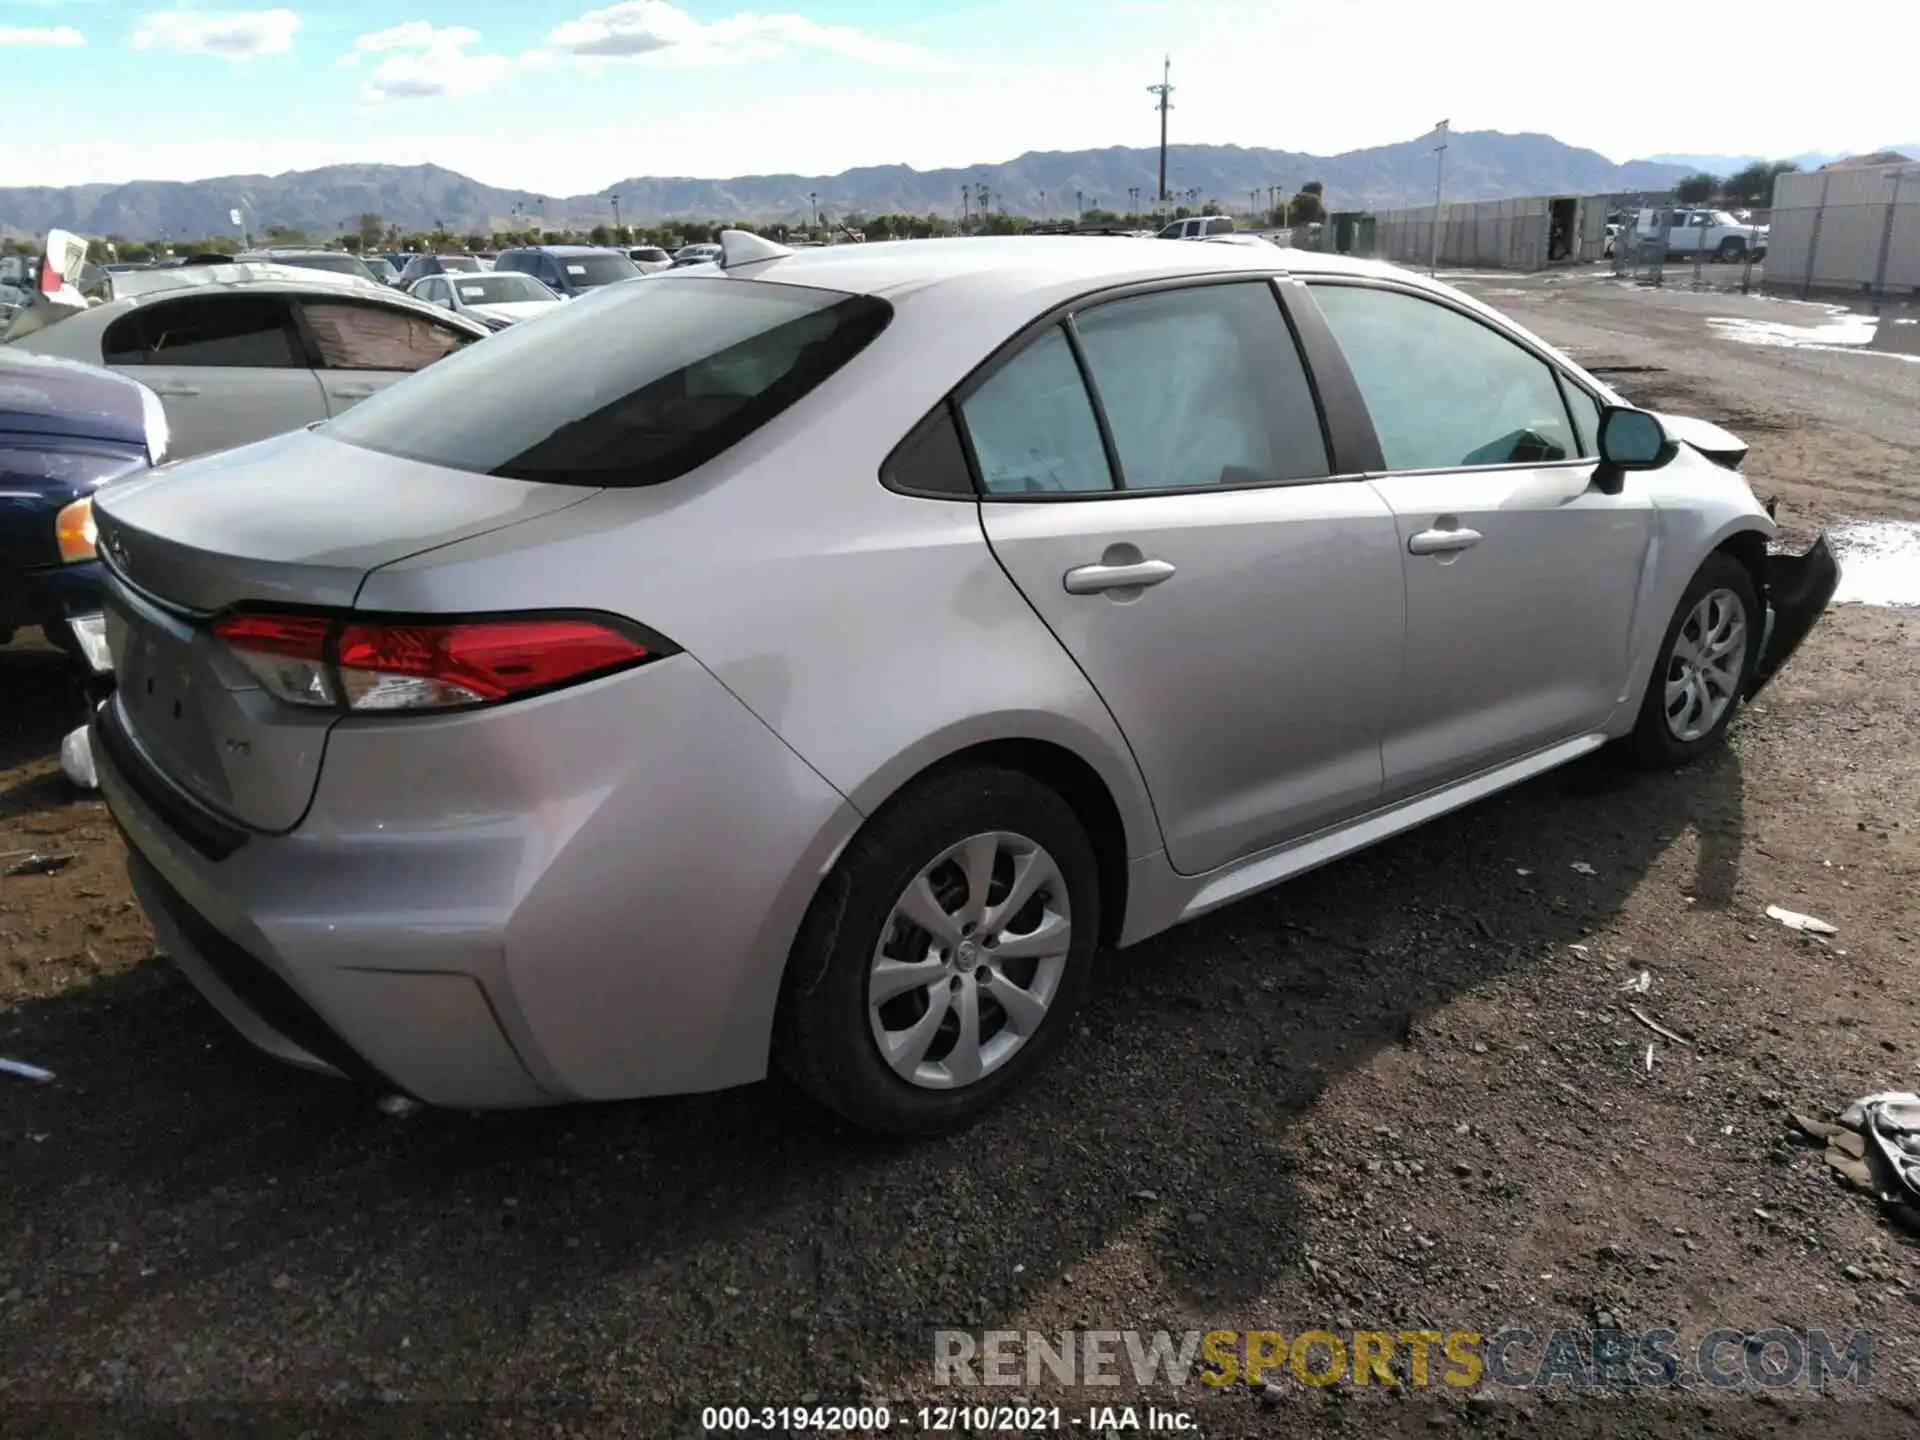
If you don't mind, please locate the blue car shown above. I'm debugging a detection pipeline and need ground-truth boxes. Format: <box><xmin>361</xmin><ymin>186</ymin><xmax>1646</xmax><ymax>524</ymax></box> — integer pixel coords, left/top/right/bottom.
<box><xmin>0</xmin><ymin>349</ymin><xmax>166</xmax><ymax>663</ymax></box>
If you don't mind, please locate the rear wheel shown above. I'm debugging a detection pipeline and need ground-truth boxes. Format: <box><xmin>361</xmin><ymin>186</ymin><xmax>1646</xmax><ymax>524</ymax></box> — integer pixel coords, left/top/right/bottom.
<box><xmin>776</xmin><ymin>765</ymin><xmax>1099</xmax><ymax>1137</ymax></box>
<box><xmin>1626</xmin><ymin>553</ymin><xmax>1759</xmax><ymax>768</ymax></box>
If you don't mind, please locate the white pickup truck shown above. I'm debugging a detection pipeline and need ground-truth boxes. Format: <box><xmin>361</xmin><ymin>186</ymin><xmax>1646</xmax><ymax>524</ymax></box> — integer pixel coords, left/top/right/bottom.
<box><xmin>1638</xmin><ymin>207</ymin><xmax>1769</xmax><ymax>263</ymax></box>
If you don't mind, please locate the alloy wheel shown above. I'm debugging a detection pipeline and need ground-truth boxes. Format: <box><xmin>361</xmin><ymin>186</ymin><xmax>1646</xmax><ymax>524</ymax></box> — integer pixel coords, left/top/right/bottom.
<box><xmin>868</xmin><ymin>831</ymin><xmax>1071</xmax><ymax>1090</ymax></box>
<box><xmin>1664</xmin><ymin>587</ymin><xmax>1747</xmax><ymax>742</ymax></box>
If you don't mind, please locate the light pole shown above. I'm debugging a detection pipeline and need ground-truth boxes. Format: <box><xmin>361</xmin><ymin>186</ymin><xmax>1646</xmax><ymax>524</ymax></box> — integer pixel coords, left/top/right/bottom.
<box><xmin>1039</xmin><ymin>189</ymin><xmax>1047</xmax><ymax>219</ymax></box>
<box><xmin>809</xmin><ymin>192</ymin><xmax>819</xmax><ymax>230</ymax></box>
<box><xmin>1074</xmin><ymin>189</ymin><xmax>1084</xmax><ymax>218</ymax></box>
<box><xmin>1430</xmin><ymin>119</ymin><xmax>1449</xmax><ymax>277</ymax></box>
<box><xmin>610</xmin><ymin>193</ymin><xmax>621</xmax><ymax>235</ymax></box>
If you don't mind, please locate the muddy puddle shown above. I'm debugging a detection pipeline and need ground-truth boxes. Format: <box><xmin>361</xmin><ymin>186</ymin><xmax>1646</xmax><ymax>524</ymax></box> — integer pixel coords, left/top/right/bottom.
<box><xmin>1829</xmin><ymin>521</ymin><xmax>1920</xmax><ymax>606</ymax></box>
<box><xmin>1708</xmin><ymin>307</ymin><xmax>1920</xmax><ymax>361</ymax></box>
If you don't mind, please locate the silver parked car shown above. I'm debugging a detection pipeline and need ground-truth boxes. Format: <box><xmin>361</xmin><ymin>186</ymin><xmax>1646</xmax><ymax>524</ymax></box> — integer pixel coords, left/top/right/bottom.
<box><xmin>89</xmin><ymin>233</ymin><xmax>1837</xmax><ymax>1135</ymax></box>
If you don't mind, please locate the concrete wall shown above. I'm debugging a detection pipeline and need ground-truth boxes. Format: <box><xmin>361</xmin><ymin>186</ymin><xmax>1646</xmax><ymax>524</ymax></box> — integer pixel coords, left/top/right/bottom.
<box><xmin>1371</xmin><ymin>195</ymin><xmax>1620</xmax><ymax>271</ymax></box>
<box><xmin>1766</xmin><ymin>164</ymin><xmax>1920</xmax><ymax>296</ymax></box>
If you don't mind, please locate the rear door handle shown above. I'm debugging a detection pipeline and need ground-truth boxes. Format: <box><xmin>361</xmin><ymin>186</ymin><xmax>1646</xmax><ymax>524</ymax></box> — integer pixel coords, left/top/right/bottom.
<box><xmin>148</xmin><ymin>383</ymin><xmax>200</xmax><ymax>398</ymax></box>
<box><xmin>1408</xmin><ymin>527</ymin><xmax>1484</xmax><ymax>556</ymax></box>
<box><xmin>328</xmin><ymin>384</ymin><xmax>378</xmax><ymax>399</ymax></box>
<box><xmin>1063</xmin><ymin>559</ymin><xmax>1177</xmax><ymax>594</ymax></box>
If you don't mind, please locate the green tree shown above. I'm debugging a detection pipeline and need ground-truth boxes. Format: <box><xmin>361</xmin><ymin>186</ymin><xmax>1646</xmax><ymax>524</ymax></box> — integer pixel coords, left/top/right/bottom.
<box><xmin>1723</xmin><ymin>161</ymin><xmax>1774</xmax><ymax>206</ymax></box>
<box><xmin>463</xmin><ymin>233</ymin><xmax>486</xmax><ymax>252</ymax></box>
<box><xmin>357</xmin><ymin>213</ymin><xmax>385</xmax><ymax>250</ymax></box>
<box><xmin>588</xmin><ymin>223</ymin><xmax>611</xmax><ymax>245</ymax></box>
<box><xmin>1290</xmin><ymin>188</ymin><xmax>1327</xmax><ymax>224</ymax></box>
<box><xmin>337</xmin><ymin>233</ymin><xmax>362</xmax><ymax>253</ymax></box>
<box><xmin>1675</xmin><ymin>171</ymin><xmax>1720</xmax><ymax>205</ymax></box>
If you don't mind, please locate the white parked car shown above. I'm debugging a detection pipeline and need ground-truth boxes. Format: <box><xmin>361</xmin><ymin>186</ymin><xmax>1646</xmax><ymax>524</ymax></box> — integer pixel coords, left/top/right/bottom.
<box><xmin>1157</xmin><ymin>216</ymin><xmax>1236</xmax><ymax>240</ymax></box>
<box><xmin>628</xmin><ymin>246</ymin><xmax>673</xmax><ymax>273</ymax></box>
<box><xmin>408</xmin><ymin>270</ymin><xmax>563</xmax><ymax>329</ymax></box>
<box><xmin>1638</xmin><ymin>208</ymin><xmax>1768</xmax><ymax>263</ymax></box>
<box><xmin>5</xmin><ymin>264</ymin><xmax>488</xmax><ymax>459</ymax></box>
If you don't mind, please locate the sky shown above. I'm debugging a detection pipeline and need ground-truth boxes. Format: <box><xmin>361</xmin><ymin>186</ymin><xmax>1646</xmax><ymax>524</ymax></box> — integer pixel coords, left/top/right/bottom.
<box><xmin>1</xmin><ymin>1</ymin><xmax>1915</xmax><ymax>194</ymax></box>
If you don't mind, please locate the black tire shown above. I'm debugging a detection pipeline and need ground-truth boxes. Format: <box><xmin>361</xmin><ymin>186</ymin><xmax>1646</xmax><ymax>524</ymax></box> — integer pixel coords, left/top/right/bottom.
<box><xmin>774</xmin><ymin>764</ymin><xmax>1100</xmax><ymax>1138</ymax></box>
<box><xmin>1625</xmin><ymin>552</ymin><xmax>1761</xmax><ymax>769</ymax></box>
<box><xmin>1717</xmin><ymin>238</ymin><xmax>1746</xmax><ymax>264</ymax></box>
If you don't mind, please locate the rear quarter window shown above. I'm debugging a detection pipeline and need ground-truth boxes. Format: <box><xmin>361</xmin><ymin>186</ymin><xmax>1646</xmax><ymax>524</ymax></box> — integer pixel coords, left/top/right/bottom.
<box><xmin>322</xmin><ymin>276</ymin><xmax>892</xmax><ymax>487</ymax></box>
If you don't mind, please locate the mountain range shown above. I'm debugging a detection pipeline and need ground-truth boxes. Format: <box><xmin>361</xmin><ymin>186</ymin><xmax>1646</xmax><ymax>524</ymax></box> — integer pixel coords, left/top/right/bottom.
<box><xmin>0</xmin><ymin>130</ymin><xmax>1694</xmax><ymax>242</ymax></box>
<box><xmin>1637</xmin><ymin>147</ymin><xmax>1918</xmax><ymax>174</ymax></box>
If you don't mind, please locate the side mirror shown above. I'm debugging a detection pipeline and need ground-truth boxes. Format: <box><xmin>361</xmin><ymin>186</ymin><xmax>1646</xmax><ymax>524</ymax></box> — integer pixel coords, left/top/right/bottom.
<box><xmin>1593</xmin><ymin>405</ymin><xmax>1675</xmax><ymax>493</ymax></box>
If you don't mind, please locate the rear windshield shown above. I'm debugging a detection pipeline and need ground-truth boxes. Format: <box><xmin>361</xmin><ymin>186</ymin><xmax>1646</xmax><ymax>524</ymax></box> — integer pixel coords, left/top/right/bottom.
<box><xmin>453</xmin><ymin>273</ymin><xmax>554</xmax><ymax>304</ymax></box>
<box><xmin>557</xmin><ymin>253</ymin><xmax>641</xmax><ymax>288</ymax></box>
<box><xmin>436</xmin><ymin>255</ymin><xmax>482</xmax><ymax>272</ymax></box>
<box><xmin>322</xmin><ymin>276</ymin><xmax>892</xmax><ymax>487</ymax></box>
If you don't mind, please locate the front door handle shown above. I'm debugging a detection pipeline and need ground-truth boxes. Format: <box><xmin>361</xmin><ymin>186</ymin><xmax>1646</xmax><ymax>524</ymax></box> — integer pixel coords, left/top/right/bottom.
<box><xmin>1063</xmin><ymin>558</ymin><xmax>1177</xmax><ymax>595</ymax></box>
<box><xmin>149</xmin><ymin>383</ymin><xmax>200</xmax><ymax>398</ymax></box>
<box><xmin>328</xmin><ymin>384</ymin><xmax>378</xmax><ymax>399</ymax></box>
<box><xmin>1408</xmin><ymin>526</ymin><xmax>1484</xmax><ymax>556</ymax></box>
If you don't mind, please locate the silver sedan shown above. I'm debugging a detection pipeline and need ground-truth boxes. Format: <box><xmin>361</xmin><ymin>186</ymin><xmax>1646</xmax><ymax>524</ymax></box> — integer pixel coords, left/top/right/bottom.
<box><xmin>90</xmin><ymin>233</ymin><xmax>1837</xmax><ymax>1135</ymax></box>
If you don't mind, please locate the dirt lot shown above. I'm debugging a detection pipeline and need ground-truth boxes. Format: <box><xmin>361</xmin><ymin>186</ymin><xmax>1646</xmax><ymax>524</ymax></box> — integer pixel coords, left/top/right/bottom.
<box><xmin>3</xmin><ymin>271</ymin><xmax>1918</xmax><ymax>1437</ymax></box>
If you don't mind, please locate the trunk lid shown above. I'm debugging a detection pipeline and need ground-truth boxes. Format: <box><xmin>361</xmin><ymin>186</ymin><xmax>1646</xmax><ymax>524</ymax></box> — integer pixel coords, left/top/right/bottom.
<box><xmin>94</xmin><ymin>428</ymin><xmax>597</xmax><ymax>832</ymax></box>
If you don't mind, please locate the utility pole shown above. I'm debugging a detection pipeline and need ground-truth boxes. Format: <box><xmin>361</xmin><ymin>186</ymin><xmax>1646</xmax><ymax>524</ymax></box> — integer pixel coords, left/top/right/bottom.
<box><xmin>1129</xmin><ymin>185</ymin><xmax>1141</xmax><ymax>217</ymax></box>
<box><xmin>1430</xmin><ymin>119</ymin><xmax>1449</xmax><ymax>277</ymax></box>
<box><xmin>1075</xmin><ymin>189</ymin><xmax>1084</xmax><ymax>218</ymax></box>
<box><xmin>1039</xmin><ymin>189</ymin><xmax>1047</xmax><ymax>218</ymax></box>
<box><xmin>809</xmin><ymin>192</ymin><xmax>819</xmax><ymax>229</ymax></box>
<box><xmin>960</xmin><ymin>186</ymin><xmax>970</xmax><ymax>223</ymax></box>
<box><xmin>610</xmin><ymin>193</ymin><xmax>621</xmax><ymax>233</ymax></box>
<box><xmin>1148</xmin><ymin>56</ymin><xmax>1174</xmax><ymax>202</ymax></box>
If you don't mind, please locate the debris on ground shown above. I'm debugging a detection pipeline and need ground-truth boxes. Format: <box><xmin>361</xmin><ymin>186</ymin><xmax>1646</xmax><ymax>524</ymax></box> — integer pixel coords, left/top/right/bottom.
<box><xmin>0</xmin><ymin>1057</ymin><xmax>55</xmax><ymax>1083</ymax></box>
<box><xmin>1628</xmin><ymin>1005</ymin><xmax>1689</xmax><ymax>1045</ymax></box>
<box><xmin>1823</xmin><ymin>1093</ymin><xmax>1920</xmax><ymax>1224</ymax></box>
<box><xmin>58</xmin><ymin>723</ymin><xmax>96</xmax><ymax>791</ymax></box>
<box><xmin>376</xmin><ymin>1094</ymin><xmax>421</xmax><ymax>1118</ymax></box>
<box><xmin>1570</xmin><ymin>861</ymin><xmax>1597</xmax><ymax>875</ymax></box>
<box><xmin>1620</xmin><ymin>969</ymin><xmax>1652</xmax><ymax>994</ymax></box>
<box><xmin>5</xmin><ymin>853</ymin><xmax>76</xmax><ymax>877</ymax></box>
<box><xmin>1765</xmin><ymin>904</ymin><xmax>1838</xmax><ymax>935</ymax></box>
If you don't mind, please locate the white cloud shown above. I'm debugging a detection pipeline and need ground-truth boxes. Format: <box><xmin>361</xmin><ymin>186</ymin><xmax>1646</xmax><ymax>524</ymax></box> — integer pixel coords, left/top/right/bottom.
<box><xmin>0</xmin><ymin>26</ymin><xmax>86</xmax><ymax>48</ymax></box>
<box><xmin>350</xmin><ymin>24</ymin><xmax>522</xmax><ymax>104</ymax></box>
<box><xmin>545</xmin><ymin>2</ymin><xmax>944</xmax><ymax>70</ymax></box>
<box><xmin>131</xmin><ymin>9</ymin><xmax>299</xmax><ymax>61</ymax></box>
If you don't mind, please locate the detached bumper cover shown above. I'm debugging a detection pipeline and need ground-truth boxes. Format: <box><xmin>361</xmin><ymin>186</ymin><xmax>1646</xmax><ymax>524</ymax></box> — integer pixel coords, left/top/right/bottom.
<box><xmin>1748</xmin><ymin>531</ymin><xmax>1840</xmax><ymax>699</ymax></box>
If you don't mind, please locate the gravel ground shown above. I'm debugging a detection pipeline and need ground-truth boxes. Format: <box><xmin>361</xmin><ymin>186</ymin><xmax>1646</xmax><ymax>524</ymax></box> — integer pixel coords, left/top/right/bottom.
<box><xmin>2</xmin><ymin>268</ymin><xmax>1918</xmax><ymax>1438</ymax></box>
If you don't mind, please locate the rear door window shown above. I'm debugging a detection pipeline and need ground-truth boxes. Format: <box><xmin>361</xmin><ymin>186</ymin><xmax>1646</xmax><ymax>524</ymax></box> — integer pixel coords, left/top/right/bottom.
<box><xmin>104</xmin><ymin>294</ymin><xmax>300</xmax><ymax>368</ymax></box>
<box><xmin>322</xmin><ymin>276</ymin><xmax>892</xmax><ymax>486</ymax></box>
<box><xmin>298</xmin><ymin>301</ymin><xmax>473</xmax><ymax>372</ymax></box>
<box><xmin>1072</xmin><ymin>282</ymin><xmax>1329</xmax><ymax>488</ymax></box>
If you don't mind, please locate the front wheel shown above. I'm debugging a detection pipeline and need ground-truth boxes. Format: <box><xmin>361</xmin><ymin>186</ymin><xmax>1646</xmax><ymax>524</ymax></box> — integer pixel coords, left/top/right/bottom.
<box><xmin>775</xmin><ymin>765</ymin><xmax>1100</xmax><ymax>1137</ymax></box>
<box><xmin>1626</xmin><ymin>553</ymin><xmax>1760</xmax><ymax>768</ymax></box>
<box><xmin>1717</xmin><ymin>238</ymin><xmax>1747</xmax><ymax>264</ymax></box>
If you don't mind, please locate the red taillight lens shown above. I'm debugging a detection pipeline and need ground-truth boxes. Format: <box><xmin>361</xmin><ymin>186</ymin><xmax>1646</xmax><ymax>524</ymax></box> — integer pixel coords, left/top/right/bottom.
<box><xmin>213</xmin><ymin>612</ymin><xmax>337</xmax><ymax>708</ymax></box>
<box><xmin>336</xmin><ymin>619</ymin><xmax>652</xmax><ymax>711</ymax></box>
<box><xmin>212</xmin><ymin>610</ymin><xmax>662</xmax><ymax>714</ymax></box>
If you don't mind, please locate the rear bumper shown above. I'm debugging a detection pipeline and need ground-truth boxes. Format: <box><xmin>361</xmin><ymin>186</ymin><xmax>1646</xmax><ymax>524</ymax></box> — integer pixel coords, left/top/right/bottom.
<box><xmin>97</xmin><ymin>654</ymin><xmax>862</xmax><ymax>1109</ymax></box>
<box><xmin>1748</xmin><ymin>530</ymin><xmax>1840</xmax><ymax>699</ymax></box>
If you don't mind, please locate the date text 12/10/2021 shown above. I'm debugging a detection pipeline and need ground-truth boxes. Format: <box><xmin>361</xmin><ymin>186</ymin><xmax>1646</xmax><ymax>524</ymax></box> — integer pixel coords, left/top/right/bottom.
<box><xmin>701</xmin><ymin>1404</ymin><xmax>1198</xmax><ymax>1431</ymax></box>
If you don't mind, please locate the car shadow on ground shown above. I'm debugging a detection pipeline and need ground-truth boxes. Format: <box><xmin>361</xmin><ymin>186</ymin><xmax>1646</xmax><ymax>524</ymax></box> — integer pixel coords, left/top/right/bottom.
<box><xmin>0</xmin><ymin>707</ymin><xmax>1747</xmax><ymax>1400</ymax></box>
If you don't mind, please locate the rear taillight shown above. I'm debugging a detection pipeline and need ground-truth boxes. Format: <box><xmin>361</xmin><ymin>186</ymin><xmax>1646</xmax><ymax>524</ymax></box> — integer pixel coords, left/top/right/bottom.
<box><xmin>212</xmin><ymin>612</ymin><xmax>667</xmax><ymax>714</ymax></box>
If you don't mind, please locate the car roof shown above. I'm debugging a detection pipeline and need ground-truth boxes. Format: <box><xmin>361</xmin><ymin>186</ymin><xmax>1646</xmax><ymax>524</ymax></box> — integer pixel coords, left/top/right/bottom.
<box><xmin>503</xmin><ymin>245</ymin><xmax>611</xmax><ymax>256</ymax></box>
<box><xmin>84</xmin><ymin>264</ymin><xmax>489</xmax><ymax>330</ymax></box>
<box><xmin>708</xmin><ymin>234</ymin><xmax>1403</xmax><ymax>303</ymax></box>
